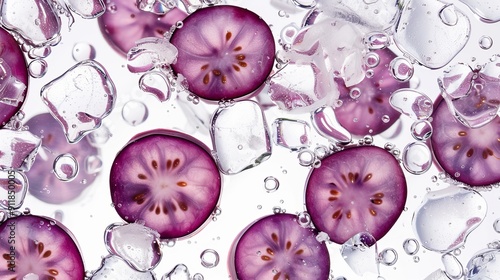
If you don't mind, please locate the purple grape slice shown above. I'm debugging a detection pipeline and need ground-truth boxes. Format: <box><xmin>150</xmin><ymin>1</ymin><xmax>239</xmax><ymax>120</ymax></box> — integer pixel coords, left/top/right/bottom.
<box><xmin>334</xmin><ymin>49</ymin><xmax>408</xmax><ymax>136</ymax></box>
<box><xmin>110</xmin><ymin>129</ymin><xmax>221</xmax><ymax>239</ymax></box>
<box><xmin>0</xmin><ymin>27</ymin><xmax>29</xmax><ymax>128</ymax></box>
<box><xmin>0</xmin><ymin>215</ymin><xmax>85</xmax><ymax>279</ymax></box>
<box><xmin>430</xmin><ymin>98</ymin><xmax>500</xmax><ymax>186</ymax></box>
<box><xmin>305</xmin><ymin>146</ymin><xmax>407</xmax><ymax>244</ymax></box>
<box><xmin>98</xmin><ymin>0</ymin><xmax>187</xmax><ymax>55</ymax></box>
<box><xmin>25</xmin><ymin>113</ymin><xmax>100</xmax><ymax>204</ymax></box>
<box><xmin>170</xmin><ymin>5</ymin><xmax>275</xmax><ymax>101</ymax></box>
<box><xmin>232</xmin><ymin>213</ymin><xmax>330</xmax><ymax>280</ymax></box>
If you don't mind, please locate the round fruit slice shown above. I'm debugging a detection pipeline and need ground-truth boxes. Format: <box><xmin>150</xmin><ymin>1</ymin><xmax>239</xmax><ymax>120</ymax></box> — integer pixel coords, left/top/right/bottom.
<box><xmin>25</xmin><ymin>113</ymin><xmax>100</xmax><ymax>204</ymax></box>
<box><xmin>334</xmin><ymin>49</ymin><xmax>408</xmax><ymax>136</ymax></box>
<box><xmin>430</xmin><ymin>98</ymin><xmax>500</xmax><ymax>186</ymax></box>
<box><xmin>170</xmin><ymin>5</ymin><xmax>275</xmax><ymax>101</ymax></box>
<box><xmin>232</xmin><ymin>213</ymin><xmax>330</xmax><ymax>280</ymax></box>
<box><xmin>305</xmin><ymin>145</ymin><xmax>407</xmax><ymax>244</ymax></box>
<box><xmin>0</xmin><ymin>27</ymin><xmax>29</xmax><ymax>128</ymax></box>
<box><xmin>0</xmin><ymin>215</ymin><xmax>84</xmax><ymax>279</ymax></box>
<box><xmin>109</xmin><ymin>129</ymin><xmax>221</xmax><ymax>239</ymax></box>
<box><xmin>98</xmin><ymin>0</ymin><xmax>187</xmax><ymax>55</ymax></box>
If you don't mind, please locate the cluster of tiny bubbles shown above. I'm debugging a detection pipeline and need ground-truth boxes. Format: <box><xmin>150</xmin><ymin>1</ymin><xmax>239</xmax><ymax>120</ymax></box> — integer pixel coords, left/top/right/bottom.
<box><xmin>200</xmin><ymin>249</ymin><xmax>220</xmax><ymax>268</ymax></box>
<box><xmin>272</xmin><ymin>206</ymin><xmax>286</xmax><ymax>214</ymax></box>
<box><xmin>358</xmin><ymin>135</ymin><xmax>374</xmax><ymax>146</ymax></box>
<box><xmin>277</xmin><ymin>10</ymin><xmax>289</xmax><ymax>18</ymax></box>
<box><xmin>211</xmin><ymin>207</ymin><xmax>222</xmax><ymax>221</ymax></box>
<box><xmin>192</xmin><ymin>273</ymin><xmax>204</xmax><ymax>280</ymax></box>
<box><xmin>5</xmin><ymin>110</ymin><xmax>26</xmax><ymax>131</ymax></box>
<box><xmin>264</xmin><ymin>176</ymin><xmax>280</xmax><ymax>193</ymax></box>
<box><xmin>163</xmin><ymin>22</ymin><xmax>179</xmax><ymax>40</ymax></box>
<box><xmin>402</xmin><ymin>238</ymin><xmax>420</xmax><ymax>255</ymax></box>
<box><xmin>384</xmin><ymin>142</ymin><xmax>401</xmax><ymax>158</ymax></box>
<box><xmin>296</xmin><ymin>211</ymin><xmax>312</xmax><ymax>228</ymax></box>
<box><xmin>378</xmin><ymin>248</ymin><xmax>398</xmax><ymax>266</ymax></box>
<box><xmin>28</xmin><ymin>58</ymin><xmax>48</xmax><ymax>78</ymax></box>
<box><xmin>186</xmin><ymin>93</ymin><xmax>200</xmax><ymax>105</ymax></box>
<box><xmin>316</xmin><ymin>231</ymin><xmax>330</xmax><ymax>243</ymax></box>
<box><xmin>217</xmin><ymin>99</ymin><xmax>235</xmax><ymax>108</ymax></box>
<box><xmin>314</xmin><ymin>145</ymin><xmax>330</xmax><ymax>159</ymax></box>
<box><xmin>297</xmin><ymin>149</ymin><xmax>316</xmax><ymax>167</ymax></box>
<box><xmin>487</xmin><ymin>240</ymin><xmax>500</xmax><ymax>249</ymax></box>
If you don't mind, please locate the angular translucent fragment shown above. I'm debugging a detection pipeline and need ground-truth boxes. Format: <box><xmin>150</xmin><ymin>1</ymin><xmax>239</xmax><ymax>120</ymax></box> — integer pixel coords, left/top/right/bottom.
<box><xmin>127</xmin><ymin>37</ymin><xmax>178</xmax><ymax>73</ymax></box>
<box><xmin>459</xmin><ymin>0</ymin><xmax>500</xmax><ymax>23</ymax></box>
<box><xmin>272</xmin><ymin>118</ymin><xmax>311</xmax><ymax>151</ymax></box>
<box><xmin>104</xmin><ymin>222</ymin><xmax>162</xmax><ymax>272</ymax></box>
<box><xmin>340</xmin><ymin>232</ymin><xmax>379</xmax><ymax>276</ymax></box>
<box><xmin>316</xmin><ymin>0</ymin><xmax>400</xmax><ymax>32</ymax></box>
<box><xmin>161</xmin><ymin>264</ymin><xmax>192</xmax><ymax>280</ymax></box>
<box><xmin>311</xmin><ymin>106</ymin><xmax>351</xmax><ymax>144</ymax></box>
<box><xmin>40</xmin><ymin>60</ymin><xmax>116</xmax><ymax>143</ymax></box>
<box><xmin>0</xmin><ymin>56</ymin><xmax>28</xmax><ymax>126</ymax></box>
<box><xmin>0</xmin><ymin>0</ymin><xmax>61</xmax><ymax>47</ymax></box>
<box><xmin>390</xmin><ymin>89</ymin><xmax>433</xmax><ymax>120</ymax></box>
<box><xmin>64</xmin><ymin>0</ymin><xmax>105</xmax><ymax>18</ymax></box>
<box><xmin>210</xmin><ymin>101</ymin><xmax>271</xmax><ymax>175</ymax></box>
<box><xmin>412</xmin><ymin>186</ymin><xmax>487</xmax><ymax>252</ymax></box>
<box><xmin>394</xmin><ymin>0</ymin><xmax>470</xmax><ymax>69</ymax></box>
<box><xmin>90</xmin><ymin>255</ymin><xmax>156</xmax><ymax>280</ymax></box>
<box><xmin>438</xmin><ymin>61</ymin><xmax>500</xmax><ymax>128</ymax></box>
<box><xmin>466</xmin><ymin>248</ymin><xmax>500</xmax><ymax>280</ymax></box>
<box><xmin>0</xmin><ymin>129</ymin><xmax>41</xmax><ymax>171</ymax></box>
<box><xmin>0</xmin><ymin>170</ymin><xmax>28</xmax><ymax>210</ymax></box>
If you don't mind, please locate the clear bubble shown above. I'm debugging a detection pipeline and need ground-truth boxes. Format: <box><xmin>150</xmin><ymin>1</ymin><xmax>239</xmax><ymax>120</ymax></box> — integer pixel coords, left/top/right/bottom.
<box><xmin>479</xmin><ymin>35</ymin><xmax>493</xmax><ymax>50</ymax></box>
<box><xmin>264</xmin><ymin>176</ymin><xmax>280</xmax><ymax>193</ymax></box>
<box><xmin>381</xmin><ymin>115</ymin><xmax>390</xmax><ymax>123</ymax></box>
<box><xmin>442</xmin><ymin>253</ymin><xmax>464</xmax><ymax>279</ymax></box>
<box><xmin>298</xmin><ymin>149</ymin><xmax>316</xmax><ymax>166</ymax></box>
<box><xmin>364</xmin><ymin>52</ymin><xmax>380</xmax><ymax>68</ymax></box>
<box><xmin>314</xmin><ymin>145</ymin><xmax>329</xmax><ymax>159</ymax></box>
<box><xmin>364</xmin><ymin>31</ymin><xmax>390</xmax><ymax>50</ymax></box>
<box><xmin>389</xmin><ymin>57</ymin><xmax>414</xmax><ymax>82</ymax></box>
<box><xmin>193</xmin><ymin>273</ymin><xmax>204</xmax><ymax>280</ymax></box>
<box><xmin>28</xmin><ymin>58</ymin><xmax>48</xmax><ymax>78</ymax></box>
<box><xmin>494</xmin><ymin>219</ymin><xmax>500</xmax><ymax>233</ymax></box>
<box><xmin>297</xmin><ymin>211</ymin><xmax>312</xmax><ymax>227</ymax></box>
<box><xmin>403</xmin><ymin>238</ymin><xmax>419</xmax><ymax>255</ymax></box>
<box><xmin>53</xmin><ymin>153</ymin><xmax>79</xmax><ymax>182</ymax></box>
<box><xmin>200</xmin><ymin>249</ymin><xmax>219</xmax><ymax>268</ymax></box>
<box><xmin>87</xmin><ymin>124</ymin><xmax>112</xmax><ymax>147</ymax></box>
<box><xmin>439</xmin><ymin>4</ymin><xmax>459</xmax><ymax>26</ymax></box>
<box><xmin>72</xmin><ymin>42</ymin><xmax>96</xmax><ymax>62</ymax></box>
<box><xmin>402</xmin><ymin>141</ymin><xmax>432</xmax><ymax>174</ymax></box>
<box><xmin>411</xmin><ymin>120</ymin><xmax>433</xmax><ymax>141</ymax></box>
<box><xmin>379</xmin><ymin>248</ymin><xmax>398</xmax><ymax>266</ymax></box>
<box><xmin>122</xmin><ymin>100</ymin><xmax>149</xmax><ymax>126</ymax></box>
<box><xmin>349</xmin><ymin>87</ymin><xmax>362</xmax><ymax>99</ymax></box>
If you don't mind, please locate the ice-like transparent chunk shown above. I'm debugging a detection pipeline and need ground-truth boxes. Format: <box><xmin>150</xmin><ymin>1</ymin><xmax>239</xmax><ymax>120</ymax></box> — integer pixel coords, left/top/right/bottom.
<box><xmin>127</xmin><ymin>37</ymin><xmax>178</xmax><ymax>73</ymax></box>
<box><xmin>90</xmin><ymin>255</ymin><xmax>156</xmax><ymax>280</ymax></box>
<box><xmin>272</xmin><ymin>118</ymin><xmax>310</xmax><ymax>151</ymax></box>
<box><xmin>402</xmin><ymin>141</ymin><xmax>432</xmax><ymax>175</ymax></box>
<box><xmin>64</xmin><ymin>0</ymin><xmax>105</xmax><ymax>18</ymax></box>
<box><xmin>0</xmin><ymin>59</ymin><xmax>27</xmax><ymax>108</ymax></box>
<box><xmin>104</xmin><ymin>222</ymin><xmax>162</xmax><ymax>272</ymax></box>
<box><xmin>138</xmin><ymin>0</ymin><xmax>177</xmax><ymax>15</ymax></box>
<box><xmin>459</xmin><ymin>0</ymin><xmax>500</xmax><ymax>23</ymax></box>
<box><xmin>394</xmin><ymin>0</ymin><xmax>470</xmax><ymax>69</ymax></box>
<box><xmin>0</xmin><ymin>0</ymin><xmax>61</xmax><ymax>47</ymax></box>
<box><xmin>40</xmin><ymin>60</ymin><xmax>116</xmax><ymax>143</ymax></box>
<box><xmin>0</xmin><ymin>170</ymin><xmax>28</xmax><ymax>210</ymax></box>
<box><xmin>412</xmin><ymin>186</ymin><xmax>487</xmax><ymax>252</ymax></box>
<box><xmin>466</xmin><ymin>248</ymin><xmax>500</xmax><ymax>279</ymax></box>
<box><xmin>178</xmin><ymin>0</ymin><xmax>201</xmax><ymax>14</ymax></box>
<box><xmin>210</xmin><ymin>101</ymin><xmax>271</xmax><ymax>175</ymax></box>
<box><xmin>442</xmin><ymin>253</ymin><xmax>464</xmax><ymax>279</ymax></box>
<box><xmin>316</xmin><ymin>0</ymin><xmax>400</xmax><ymax>31</ymax></box>
<box><xmin>139</xmin><ymin>72</ymin><xmax>171</xmax><ymax>102</ymax></box>
<box><xmin>161</xmin><ymin>264</ymin><xmax>191</xmax><ymax>280</ymax></box>
<box><xmin>425</xmin><ymin>269</ymin><xmax>452</xmax><ymax>280</ymax></box>
<box><xmin>340</xmin><ymin>232</ymin><xmax>379</xmax><ymax>276</ymax></box>
<box><xmin>389</xmin><ymin>89</ymin><xmax>433</xmax><ymax>120</ymax></box>
<box><xmin>439</xmin><ymin>61</ymin><xmax>500</xmax><ymax>128</ymax></box>
<box><xmin>0</xmin><ymin>129</ymin><xmax>41</xmax><ymax>171</ymax></box>
<box><xmin>311</xmin><ymin>106</ymin><xmax>351</xmax><ymax>144</ymax></box>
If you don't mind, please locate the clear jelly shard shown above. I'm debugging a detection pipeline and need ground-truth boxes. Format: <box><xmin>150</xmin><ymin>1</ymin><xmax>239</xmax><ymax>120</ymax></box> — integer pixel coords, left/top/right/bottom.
<box><xmin>0</xmin><ymin>58</ymin><xmax>27</xmax><ymax>107</ymax></box>
<box><xmin>389</xmin><ymin>89</ymin><xmax>433</xmax><ymax>120</ymax></box>
<box><xmin>127</xmin><ymin>37</ymin><xmax>178</xmax><ymax>73</ymax></box>
<box><xmin>311</xmin><ymin>106</ymin><xmax>351</xmax><ymax>144</ymax></box>
<box><xmin>442</xmin><ymin>253</ymin><xmax>464</xmax><ymax>279</ymax></box>
<box><xmin>161</xmin><ymin>264</ymin><xmax>191</xmax><ymax>280</ymax></box>
<box><xmin>466</xmin><ymin>248</ymin><xmax>500</xmax><ymax>280</ymax></box>
<box><xmin>90</xmin><ymin>255</ymin><xmax>156</xmax><ymax>280</ymax></box>
<box><xmin>316</xmin><ymin>0</ymin><xmax>400</xmax><ymax>32</ymax></box>
<box><xmin>63</xmin><ymin>0</ymin><xmax>105</xmax><ymax>18</ymax></box>
<box><xmin>459</xmin><ymin>0</ymin><xmax>500</xmax><ymax>23</ymax></box>
<box><xmin>0</xmin><ymin>170</ymin><xmax>28</xmax><ymax>210</ymax></box>
<box><xmin>272</xmin><ymin>118</ymin><xmax>311</xmax><ymax>151</ymax></box>
<box><xmin>340</xmin><ymin>232</ymin><xmax>379</xmax><ymax>276</ymax></box>
<box><xmin>104</xmin><ymin>222</ymin><xmax>162</xmax><ymax>272</ymax></box>
<box><xmin>210</xmin><ymin>100</ymin><xmax>271</xmax><ymax>175</ymax></box>
<box><xmin>412</xmin><ymin>186</ymin><xmax>487</xmax><ymax>252</ymax></box>
<box><xmin>394</xmin><ymin>0</ymin><xmax>470</xmax><ymax>69</ymax></box>
<box><xmin>0</xmin><ymin>129</ymin><xmax>41</xmax><ymax>171</ymax></box>
<box><xmin>40</xmin><ymin>60</ymin><xmax>116</xmax><ymax>144</ymax></box>
<box><xmin>438</xmin><ymin>61</ymin><xmax>500</xmax><ymax>128</ymax></box>
<box><xmin>425</xmin><ymin>269</ymin><xmax>452</xmax><ymax>280</ymax></box>
<box><xmin>138</xmin><ymin>0</ymin><xmax>177</xmax><ymax>15</ymax></box>
<box><xmin>0</xmin><ymin>0</ymin><xmax>61</xmax><ymax>47</ymax></box>
<box><xmin>402</xmin><ymin>141</ymin><xmax>432</xmax><ymax>175</ymax></box>
<box><xmin>139</xmin><ymin>72</ymin><xmax>171</xmax><ymax>102</ymax></box>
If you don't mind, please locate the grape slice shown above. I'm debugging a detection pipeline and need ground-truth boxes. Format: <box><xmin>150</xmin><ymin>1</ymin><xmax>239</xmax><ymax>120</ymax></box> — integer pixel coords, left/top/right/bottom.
<box><xmin>109</xmin><ymin>129</ymin><xmax>221</xmax><ymax>239</ymax></box>
<box><xmin>98</xmin><ymin>0</ymin><xmax>187</xmax><ymax>55</ymax></box>
<box><xmin>25</xmin><ymin>113</ymin><xmax>100</xmax><ymax>204</ymax></box>
<box><xmin>305</xmin><ymin>145</ymin><xmax>407</xmax><ymax>244</ymax></box>
<box><xmin>430</xmin><ymin>98</ymin><xmax>500</xmax><ymax>186</ymax></box>
<box><xmin>0</xmin><ymin>27</ymin><xmax>29</xmax><ymax>128</ymax></box>
<box><xmin>334</xmin><ymin>49</ymin><xmax>408</xmax><ymax>136</ymax></box>
<box><xmin>232</xmin><ymin>213</ymin><xmax>330</xmax><ymax>280</ymax></box>
<box><xmin>170</xmin><ymin>5</ymin><xmax>275</xmax><ymax>101</ymax></box>
<box><xmin>0</xmin><ymin>215</ymin><xmax>85</xmax><ymax>279</ymax></box>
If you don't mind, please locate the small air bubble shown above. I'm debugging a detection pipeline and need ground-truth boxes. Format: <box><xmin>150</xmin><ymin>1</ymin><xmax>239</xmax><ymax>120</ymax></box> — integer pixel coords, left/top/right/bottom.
<box><xmin>200</xmin><ymin>249</ymin><xmax>219</xmax><ymax>268</ymax></box>
<box><xmin>494</xmin><ymin>219</ymin><xmax>500</xmax><ymax>233</ymax></box>
<box><xmin>264</xmin><ymin>176</ymin><xmax>280</xmax><ymax>193</ymax></box>
<box><xmin>28</xmin><ymin>58</ymin><xmax>48</xmax><ymax>78</ymax></box>
<box><xmin>479</xmin><ymin>36</ymin><xmax>493</xmax><ymax>50</ymax></box>
<box><xmin>379</xmin><ymin>248</ymin><xmax>398</xmax><ymax>266</ymax></box>
<box><xmin>403</xmin><ymin>238</ymin><xmax>419</xmax><ymax>255</ymax></box>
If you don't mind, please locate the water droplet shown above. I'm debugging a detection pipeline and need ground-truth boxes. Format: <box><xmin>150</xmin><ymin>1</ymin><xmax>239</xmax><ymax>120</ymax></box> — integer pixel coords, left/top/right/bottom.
<box><xmin>200</xmin><ymin>249</ymin><xmax>219</xmax><ymax>268</ymax></box>
<box><xmin>442</xmin><ymin>253</ymin><xmax>464</xmax><ymax>279</ymax></box>
<box><xmin>364</xmin><ymin>31</ymin><xmax>390</xmax><ymax>50</ymax></box>
<box><xmin>381</xmin><ymin>115</ymin><xmax>390</xmax><ymax>123</ymax></box>
<box><xmin>439</xmin><ymin>4</ymin><xmax>459</xmax><ymax>26</ymax></box>
<box><xmin>379</xmin><ymin>248</ymin><xmax>398</xmax><ymax>266</ymax></box>
<box><xmin>479</xmin><ymin>36</ymin><xmax>493</xmax><ymax>50</ymax></box>
<box><xmin>122</xmin><ymin>100</ymin><xmax>148</xmax><ymax>126</ymax></box>
<box><xmin>264</xmin><ymin>176</ymin><xmax>280</xmax><ymax>193</ymax></box>
<box><xmin>53</xmin><ymin>153</ymin><xmax>79</xmax><ymax>182</ymax></box>
<box><xmin>139</xmin><ymin>72</ymin><xmax>171</xmax><ymax>102</ymax></box>
<box><xmin>28</xmin><ymin>58</ymin><xmax>48</xmax><ymax>78</ymax></box>
<box><xmin>494</xmin><ymin>219</ymin><xmax>500</xmax><ymax>233</ymax></box>
<box><xmin>72</xmin><ymin>42</ymin><xmax>96</xmax><ymax>62</ymax></box>
<box><xmin>349</xmin><ymin>87</ymin><xmax>362</xmax><ymax>99</ymax></box>
<box><xmin>297</xmin><ymin>211</ymin><xmax>312</xmax><ymax>227</ymax></box>
<box><xmin>297</xmin><ymin>149</ymin><xmax>316</xmax><ymax>167</ymax></box>
<box><xmin>402</xmin><ymin>141</ymin><xmax>432</xmax><ymax>174</ymax></box>
<box><xmin>411</xmin><ymin>120</ymin><xmax>433</xmax><ymax>141</ymax></box>
<box><xmin>403</xmin><ymin>238</ymin><xmax>420</xmax><ymax>255</ymax></box>
<box><xmin>413</xmin><ymin>256</ymin><xmax>420</xmax><ymax>263</ymax></box>
<box><xmin>364</xmin><ymin>52</ymin><xmax>380</xmax><ymax>68</ymax></box>
<box><xmin>389</xmin><ymin>57</ymin><xmax>414</xmax><ymax>82</ymax></box>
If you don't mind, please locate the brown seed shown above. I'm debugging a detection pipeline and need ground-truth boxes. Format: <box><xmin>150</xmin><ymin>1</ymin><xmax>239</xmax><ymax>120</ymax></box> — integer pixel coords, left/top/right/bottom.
<box><xmin>368</xmin><ymin>107</ymin><xmax>374</xmax><ymax>114</ymax></box>
<box><xmin>483</xmin><ymin>149</ymin><xmax>489</xmax><ymax>159</ymax></box>
<box><xmin>221</xmin><ymin>75</ymin><xmax>227</xmax><ymax>84</ymax></box>
<box><xmin>166</xmin><ymin>159</ymin><xmax>172</xmax><ymax>170</ymax></box>
<box><xmin>458</xmin><ymin>131</ymin><xmax>467</xmax><ymax>136</ymax></box>
<box><xmin>271</xmin><ymin>233</ymin><xmax>279</xmax><ymax>243</ymax></box>
<box><xmin>295</xmin><ymin>249</ymin><xmax>304</xmax><ymax>255</ymax></box>
<box><xmin>332</xmin><ymin>209</ymin><xmax>342</xmax><ymax>219</ymax></box>
<box><xmin>137</xmin><ymin>174</ymin><xmax>147</xmax><ymax>180</ymax></box>
<box><xmin>348</xmin><ymin>172</ymin><xmax>355</xmax><ymax>183</ymax></box>
<box><xmin>38</xmin><ymin>242</ymin><xmax>44</xmax><ymax>254</ymax></box>
<box><xmin>179</xmin><ymin>201</ymin><xmax>188</xmax><ymax>211</ymax></box>
<box><xmin>346</xmin><ymin>211</ymin><xmax>352</xmax><ymax>219</ymax></box>
<box><xmin>173</xmin><ymin>158</ymin><xmax>180</xmax><ymax>168</ymax></box>
<box><xmin>203</xmin><ymin>73</ymin><xmax>210</xmax><ymax>85</ymax></box>
<box><xmin>273</xmin><ymin>272</ymin><xmax>281</xmax><ymax>280</ymax></box>
<box><xmin>238</xmin><ymin>61</ymin><xmax>247</xmax><ymax>67</ymax></box>
<box><xmin>232</xmin><ymin>64</ymin><xmax>240</xmax><ymax>72</ymax></box>
<box><xmin>330</xmin><ymin>189</ymin><xmax>339</xmax><ymax>195</ymax></box>
<box><xmin>267</xmin><ymin>247</ymin><xmax>274</xmax><ymax>255</ymax></box>
<box><xmin>286</xmin><ymin>241</ymin><xmax>292</xmax><ymax>250</ymax></box>
<box><xmin>369</xmin><ymin>209</ymin><xmax>377</xmax><ymax>216</ymax></box>
<box><xmin>466</xmin><ymin>148</ymin><xmax>474</xmax><ymax>157</ymax></box>
<box><xmin>212</xmin><ymin>69</ymin><xmax>221</xmax><ymax>76</ymax></box>
<box><xmin>2</xmin><ymin>254</ymin><xmax>9</xmax><ymax>260</ymax></box>
<box><xmin>226</xmin><ymin>31</ymin><xmax>232</xmax><ymax>41</ymax></box>
<box><xmin>155</xmin><ymin>206</ymin><xmax>161</xmax><ymax>215</ymax></box>
<box><xmin>163</xmin><ymin>206</ymin><xmax>168</xmax><ymax>214</ymax></box>
<box><xmin>49</xmin><ymin>269</ymin><xmax>59</xmax><ymax>275</ymax></box>
<box><xmin>236</xmin><ymin>54</ymin><xmax>245</xmax><ymax>60</ymax></box>
<box><xmin>234</xmin><ymin>46</ymin><xmax>242</xmax><ymax>51</ymax></box>
<box><xmin>453</xmin><ymin>144</ymin><xmax>461</xmax><ymax>150</ymax></box>
<box><xmin>328</xmin><ymin>197</ymin><xmax>338</xmax><ymax>201</ymax></box>
<box><xmin>177</xmin><ymin>181</ymin><xmax>188</xmax><ymax>187</ymax></box>
<box><xmin>200</xmin><ymin>64</ymin><xmax>209</xmax><ymax>70</ymax></box>
<box><xmin>261</xmin><ymin>255</ymin><xmax>271</xmax><ymax>261</ymax></box>
<box><xmin>371</xmin><ymin>198</ymin><xmax>383</xmax><ymax>205</ymax></box>
<box><xmin>151</xmin><ymin>160</ymin><xmax>158</xmax><ymax>169</ymax></box>
<box><xmin>43</xmin><ymin>250</ymin><xmax>52</xmax><ymax>258</ymax></box>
